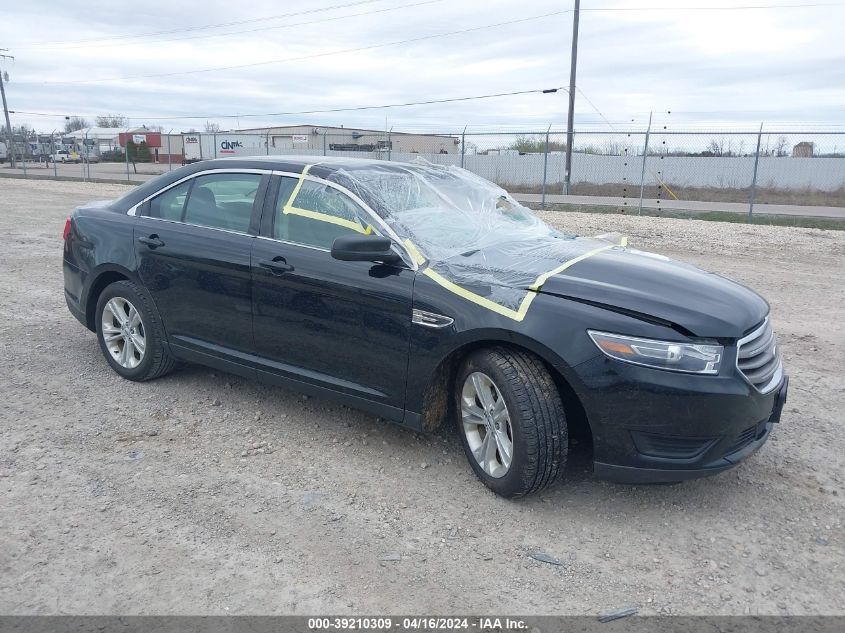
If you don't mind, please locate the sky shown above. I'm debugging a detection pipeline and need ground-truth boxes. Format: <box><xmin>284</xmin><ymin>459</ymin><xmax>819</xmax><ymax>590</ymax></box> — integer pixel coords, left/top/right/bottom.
<box><xmin>1</xmin><ymin>0</ymin><xmax>844</xmax><ymax>138</ymax></box>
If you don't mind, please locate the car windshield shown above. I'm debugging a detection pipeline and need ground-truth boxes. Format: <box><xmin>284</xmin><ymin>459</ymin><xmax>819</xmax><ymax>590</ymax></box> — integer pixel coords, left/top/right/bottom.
<box><xmin>328</xmin><ymin>161</ymin><xmax>574</xmax><ymax>262</ymax></box>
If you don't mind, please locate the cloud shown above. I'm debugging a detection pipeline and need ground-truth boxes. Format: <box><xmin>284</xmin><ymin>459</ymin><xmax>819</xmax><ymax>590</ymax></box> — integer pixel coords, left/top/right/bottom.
<box><xmin>1</xmin><ymin>0</ymin><xmax>843</xmax><ymax>133</ymax></box>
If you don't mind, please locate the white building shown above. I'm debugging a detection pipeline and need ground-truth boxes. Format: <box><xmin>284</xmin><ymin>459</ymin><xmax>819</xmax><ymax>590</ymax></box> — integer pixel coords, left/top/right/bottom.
<box><xmin>61</xmin><ymin>127</ymin><xmax>147</xmax><ymax>154</ymax></box>
<box><xmin>236</xmin><ymin>124</ymin><xmax>460</xmax><ymax>155</ymax></box>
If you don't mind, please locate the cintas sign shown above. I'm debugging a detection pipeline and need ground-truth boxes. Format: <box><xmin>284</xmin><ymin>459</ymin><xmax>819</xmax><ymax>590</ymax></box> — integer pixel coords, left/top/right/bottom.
<box><xmin>219</xmin><ymin>139</ymin><xmax>243</xmax><ymax>153</ymax></box>
<box><xmin>183</xmin><ymin>133</ymin><xmax>267</xmax><ymax>163</ymax></box>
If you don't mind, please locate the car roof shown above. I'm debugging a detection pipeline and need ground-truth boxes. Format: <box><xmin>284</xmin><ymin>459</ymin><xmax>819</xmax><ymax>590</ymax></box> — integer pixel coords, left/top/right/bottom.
<box><xmin>117</xmin><ymin>155</ymin><xmax>438</xmax><ymax>211</ymax></box>
<box><xmin>210</xmin><ymin>154</ymin><xmax>431</xmax><ymax>175</ymax></box>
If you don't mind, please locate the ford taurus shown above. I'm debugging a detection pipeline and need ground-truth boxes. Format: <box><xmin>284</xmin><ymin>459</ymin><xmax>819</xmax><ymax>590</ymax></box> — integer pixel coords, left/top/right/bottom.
<box><xmin>62</xmin><ymin>157</ymin><xmax>788</xmax><ymax>497</ymax></box>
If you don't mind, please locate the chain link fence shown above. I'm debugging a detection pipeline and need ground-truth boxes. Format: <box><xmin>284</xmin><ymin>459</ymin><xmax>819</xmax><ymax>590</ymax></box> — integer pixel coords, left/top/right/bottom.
<box><xmin>3</xmin><ymin>127</ymin><xmax>844</xmax><ymax>213</ymax></box>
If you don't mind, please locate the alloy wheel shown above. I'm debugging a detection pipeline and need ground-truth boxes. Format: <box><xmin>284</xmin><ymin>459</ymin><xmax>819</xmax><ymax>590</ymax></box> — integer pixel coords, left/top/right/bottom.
<box><xmin>101</xmin><ymin>297</ymin><xmax>146</xmax><ymax>369</ymax></box>
<box><xmin>460</xmin><ymin>371</ymin><xmax>514</xmax><ymax>478</ymax></box>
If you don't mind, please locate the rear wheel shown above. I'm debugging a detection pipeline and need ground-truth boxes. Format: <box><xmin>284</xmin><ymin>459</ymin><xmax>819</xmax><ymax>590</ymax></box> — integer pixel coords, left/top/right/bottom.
<box><xmin>455</xmin><ymin>347</ymin><xmax>567</xmax><ymax>498</ymax></box>
<box><xmin>95</xmin><ymin>280</ymin><xmax>176</xmax><ymax>381</ymax></box>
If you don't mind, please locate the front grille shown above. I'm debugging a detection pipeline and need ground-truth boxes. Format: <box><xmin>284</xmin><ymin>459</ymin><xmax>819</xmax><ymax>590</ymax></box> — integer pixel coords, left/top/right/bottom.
<box><xmin>737</xmin><ymin>319</ymin><xmax>783</xmax><ymax>393</ymax></box>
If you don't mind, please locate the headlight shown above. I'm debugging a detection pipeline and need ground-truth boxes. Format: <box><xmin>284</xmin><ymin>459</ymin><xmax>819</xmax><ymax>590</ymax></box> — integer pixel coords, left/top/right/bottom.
<box><xmin>588</xmin><ymin>330</ymin><xmax>722</xmax><ymax>374</ymax></box>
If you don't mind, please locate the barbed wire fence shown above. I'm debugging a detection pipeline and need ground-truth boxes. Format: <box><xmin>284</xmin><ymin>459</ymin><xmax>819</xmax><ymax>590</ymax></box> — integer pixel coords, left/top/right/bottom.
<box><xmin>3</xmin><ymin>126</ymin><xmax>844</xmax><ymax>216</ymax></box>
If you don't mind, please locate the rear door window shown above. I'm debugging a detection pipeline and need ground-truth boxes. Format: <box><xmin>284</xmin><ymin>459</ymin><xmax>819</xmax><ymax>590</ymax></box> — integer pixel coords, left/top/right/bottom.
<box><xmin>183</xmin><ymin>173</ymin><xmax>262</xmax><ymax>233</ymax></box>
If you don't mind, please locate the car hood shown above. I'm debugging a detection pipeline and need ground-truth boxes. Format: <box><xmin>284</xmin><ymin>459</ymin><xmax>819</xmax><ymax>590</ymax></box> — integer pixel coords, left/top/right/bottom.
<box><xmin>534</xmin><ymin>246</ymin><xmax>768</xmax><ymax>338</ymax></box>
<box><xmin>435</xmin><ymin>237</ymin><xmax>767</xmax><ymax>338</ymax></box>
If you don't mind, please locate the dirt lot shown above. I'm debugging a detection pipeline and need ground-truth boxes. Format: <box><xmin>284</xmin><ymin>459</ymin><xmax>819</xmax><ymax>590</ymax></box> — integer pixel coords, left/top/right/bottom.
<box><xmin>0</xmin><ymin>179</ymin><xmax>842</xmax><ymax>615</ymax></box>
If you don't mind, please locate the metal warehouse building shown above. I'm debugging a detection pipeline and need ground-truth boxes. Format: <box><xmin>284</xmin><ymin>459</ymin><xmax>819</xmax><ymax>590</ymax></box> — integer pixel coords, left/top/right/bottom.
<box><xmin>236</xmin><ymin>124</ymin><xmax>460</xmax><ymax>154</ymax></box>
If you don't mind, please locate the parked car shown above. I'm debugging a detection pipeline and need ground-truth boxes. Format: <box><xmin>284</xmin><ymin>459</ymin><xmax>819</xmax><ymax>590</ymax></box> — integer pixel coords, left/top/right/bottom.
<box><xmin>81</xmin><ymin>153</ymin><xmax>101</xmax><ymax>164</ymax></box>
<box><xmin>62</xmin><ymin>157</ymin><xmax>787</xmax><ymax>497</ymax></box>
<box><xmin>99</xmin><ymin>150</ymin><xmax>125</xmax><ymax>162</ymax></box>
<box><xmin>49</xmin><ymin>149</ymin><xmax>81</xmax><ymax>163</ymax></box>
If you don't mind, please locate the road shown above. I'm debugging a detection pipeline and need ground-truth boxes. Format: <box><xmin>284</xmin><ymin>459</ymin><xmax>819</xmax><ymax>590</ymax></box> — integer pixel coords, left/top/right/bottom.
<box><xmin>1</xmin><ymin>160</ymin><xmax>172</xmax><ymax>183</ymax></box>
<box><xmin>514</xmin><ymin>193</ymin><xmax>845</xmax><ymax>219</ymax></box>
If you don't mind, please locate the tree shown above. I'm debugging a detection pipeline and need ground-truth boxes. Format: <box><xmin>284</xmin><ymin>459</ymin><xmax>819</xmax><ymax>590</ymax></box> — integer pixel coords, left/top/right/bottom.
<box><xmin>773</xmin><ymin>135</ymin><xmax>789</xmax><ymax>157</ymax></box>
<box><xmin>125</xmin><ymin>140</ymin><xmax>139</xmax><ymax>173</ymax></box>
<box><xmin>706</xmin><ymin>138</ymin><xmax>725</xmax><ymax>157</ymax></box>
<box><xmin>95</xmin><ymin>114</ymin><xmax>128</xmax><ymax>127</ymax></box>
<box><xmin>204</xmin><ymin>121</ymin><xmax>221</xmax><ymax>133</ymax></box>
<box><xmin>2</xmin><ymin>124</ymin><xmax>36</xmax><ymax>158</ymax></box>
<box><xmin>507</xmin><ymin>134</ymin><xmax>566</xmax><ymax>153</ymax></box>
<box><xmin>64</xmin><ymin>116</ymin><xmax>89</xmax><ymax>133</ymax></box>
<box><xmin>1</xmin><ymin>123</ymin><xmax>34</xmax><ymax>137</ymax></box>
<box><xmin>136</xmin><ymin>141</ymin><xmax>151</xmax><ymax>162</ymax></box>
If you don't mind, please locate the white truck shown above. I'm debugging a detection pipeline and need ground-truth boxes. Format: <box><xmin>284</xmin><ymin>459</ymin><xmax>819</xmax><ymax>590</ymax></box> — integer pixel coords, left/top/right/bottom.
<box><xmin>183</xmin><ymin>133</ymin><xmax>267</xmax><ymax>163</ymax></box>
<box><xmin>48</xmin><ymin>149</ymin><xmax>81</xmax><ymax>163</ymax></box>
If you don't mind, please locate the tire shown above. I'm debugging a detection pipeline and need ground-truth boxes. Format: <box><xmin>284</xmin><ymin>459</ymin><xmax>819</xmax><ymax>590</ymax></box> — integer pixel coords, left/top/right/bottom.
<box><xmin>95</xmin><ymin>280</ymin><xmax>176</xmax><ymax>381</ymax></box>
<box><xmin>455</xmin><ymin>347</ymin><xmax>567</xmax><ymax>498</ymax></box>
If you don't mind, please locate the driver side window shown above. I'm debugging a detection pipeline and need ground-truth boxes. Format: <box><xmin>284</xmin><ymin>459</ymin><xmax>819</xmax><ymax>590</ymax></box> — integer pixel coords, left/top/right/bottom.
<box><xmin>275</xmin><ymin>178</ymin><xmax>376</xmax><ymax>250</ymax></box>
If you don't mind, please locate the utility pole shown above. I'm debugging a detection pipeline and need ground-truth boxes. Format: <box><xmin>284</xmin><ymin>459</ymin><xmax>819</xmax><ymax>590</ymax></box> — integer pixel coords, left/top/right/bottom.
<box><xmin>563</xmin><ymin>0</ymin><xmax>580</xmax><ymax>194</ymax></box>
<box><xmin>0</xmin><ymin>50</ymin><xmax>16</xmax><ymax>169</ymax></box>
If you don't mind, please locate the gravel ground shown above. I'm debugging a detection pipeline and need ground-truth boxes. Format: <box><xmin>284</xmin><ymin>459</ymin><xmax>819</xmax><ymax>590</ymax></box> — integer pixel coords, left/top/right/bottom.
<box><xmin>1</xmin><ymin>179</ymin><xmax>843</xmax><ymax>615</ymax></box>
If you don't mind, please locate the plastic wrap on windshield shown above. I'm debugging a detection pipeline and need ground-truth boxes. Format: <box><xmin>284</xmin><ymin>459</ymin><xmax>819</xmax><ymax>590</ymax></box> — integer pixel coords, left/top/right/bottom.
<box><xmin>325</xmin><ymin>160</ymin><xmax>618</xmax><ymax>315</ymax></box>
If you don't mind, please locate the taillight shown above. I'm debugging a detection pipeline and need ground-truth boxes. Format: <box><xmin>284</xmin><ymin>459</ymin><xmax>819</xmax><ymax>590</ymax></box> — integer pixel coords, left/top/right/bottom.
<box><xmin>63</xmin><ymin>217</ymin><xmax>72</xmax><ymax>241</ymax></box>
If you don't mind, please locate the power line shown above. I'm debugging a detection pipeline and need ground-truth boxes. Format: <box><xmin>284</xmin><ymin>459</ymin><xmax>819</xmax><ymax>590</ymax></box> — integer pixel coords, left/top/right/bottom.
<box><xmin>9</xmin><ymin>87</ymin><xmax>564</xmax><ymax>121</ymax></box>
<box><xmin>9</xmin><ymin>0</ymin><xmax>390</xmax><ymax>48</ymax></box>
<box><xmin>21</xmin><ymin>10</ymin><xmax>573</xmax><ymax>85</ymax></box>
<box><xmin>576</xmin><ymin>87</ymin><xmax>616</xmax><ymax>131</ymax></box>
<box><xmin>16</xmin><ymin>0</ymin><xmax>844</xmax><ymax>48</ymax></box>
<box><xmin>10</xmin><ymin>0</ymin><xmax>844</xmax><ymax>48</ymax></box>
<box><xmin>26</xmin><ymin>0</ymin><xmax>444</xmax><ymax>50</ymax></box>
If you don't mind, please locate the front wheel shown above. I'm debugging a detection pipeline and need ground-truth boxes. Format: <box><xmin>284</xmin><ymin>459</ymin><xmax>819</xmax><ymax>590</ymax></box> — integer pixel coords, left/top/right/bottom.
<box><xmin>95</xmin><ymin>280</ymin><xmax>176</xmax><ymax>381</ymax></box>
<box><xmin>455</xmin><ymin>348</ymin><xmax>568</xmax><ymax>498</ymax></box>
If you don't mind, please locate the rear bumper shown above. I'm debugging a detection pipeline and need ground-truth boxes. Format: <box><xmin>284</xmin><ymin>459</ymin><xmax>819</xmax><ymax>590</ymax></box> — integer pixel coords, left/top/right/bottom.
<box><xmin>63</xmin><ymin>259</ymin><xmax>89</xmax><ymax>329</ymax></box>
<box><xmin>65</xmin><ymin>290</ymin><xmax>87</xmax><ymax>328</ymax></box>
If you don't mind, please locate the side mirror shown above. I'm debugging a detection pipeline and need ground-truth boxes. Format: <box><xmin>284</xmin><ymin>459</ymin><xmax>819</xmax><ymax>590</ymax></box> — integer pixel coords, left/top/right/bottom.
<box><xmin>331</xmin><ymin>234</ymin><xmax>402</xmax><ymax>265</ymax></box>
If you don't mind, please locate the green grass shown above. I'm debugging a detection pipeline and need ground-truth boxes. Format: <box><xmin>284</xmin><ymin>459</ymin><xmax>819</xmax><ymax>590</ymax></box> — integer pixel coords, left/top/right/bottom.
<box><xmin>530</xmin><ymin>202</ymin><xmax>845</xmax><ymax>231</ymax></box>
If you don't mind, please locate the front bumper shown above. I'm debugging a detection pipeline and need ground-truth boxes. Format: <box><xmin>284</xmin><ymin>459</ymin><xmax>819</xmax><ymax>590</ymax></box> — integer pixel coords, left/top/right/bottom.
<box><xmin>573</xmin><ymin>351</ymin><xmax>788</xmax><ymax>484</ymax></box>
<box><xmin>594</xmin><ymin>421</ymin><xmax>776</xmax><ymax>484</ymax></box>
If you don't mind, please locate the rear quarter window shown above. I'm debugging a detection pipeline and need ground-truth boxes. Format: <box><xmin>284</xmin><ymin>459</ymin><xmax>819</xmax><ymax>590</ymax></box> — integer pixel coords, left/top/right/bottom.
<box><xmin>148</xmin><ymin>180</ymin><xmax>190</xmax><ymax>221</ymax></box>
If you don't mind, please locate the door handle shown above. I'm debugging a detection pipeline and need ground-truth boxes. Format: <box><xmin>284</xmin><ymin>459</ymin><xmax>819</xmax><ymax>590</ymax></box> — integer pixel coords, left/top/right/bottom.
<box><xmin>137</xmin><ymin>235</ymin><xmax>165</xmax><ymax>249</ymax></box>
<box><xmin>259</xmin><ymin>257</ymin><xmax>294</xmax><ymax>275</ymax></box>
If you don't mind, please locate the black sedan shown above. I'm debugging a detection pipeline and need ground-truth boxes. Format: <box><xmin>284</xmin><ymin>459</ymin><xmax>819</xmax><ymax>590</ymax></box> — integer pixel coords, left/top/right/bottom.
<box><xmin>62</xmin><ymin>157</ymin><xmax>788</xmax><ymax>497</ymax></box>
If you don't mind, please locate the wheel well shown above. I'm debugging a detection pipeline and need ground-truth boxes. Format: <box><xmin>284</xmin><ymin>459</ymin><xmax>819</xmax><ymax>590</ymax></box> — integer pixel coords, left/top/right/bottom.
<box><xmin>85</xmin><ymin>271</ymin><xmax>129</xmax><ymax>331</ymax></box>
<box><xmin>420</xmin><ymin>340</ymin><xmax>593</xmax><ymax>443</ymax></box>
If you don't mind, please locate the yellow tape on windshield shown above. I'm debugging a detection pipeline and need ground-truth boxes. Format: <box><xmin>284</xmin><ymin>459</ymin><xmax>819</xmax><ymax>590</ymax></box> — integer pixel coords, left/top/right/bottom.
<box><xmin>403</xmin><ymin>239</ymin><xmax>427</xmax><ymax>266</ymax></box>
<box><xmin>283</xmin><ymin>164</ymin><xmax>311</xmax><ymax>210</ymax></box>
<box><xmin>528</xmin><ymin>244</ymin><xmax>614</xmax><ymax>291</ymax></box>
<box><xmin>283</xmin><ymin>164</ymin><xmax>372</xmax><ymax>235</ymax></box>
<box><xmin>408</xmin><ymin>239</ymin><xmax>614</xmax><ymax>322</ymax></box>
